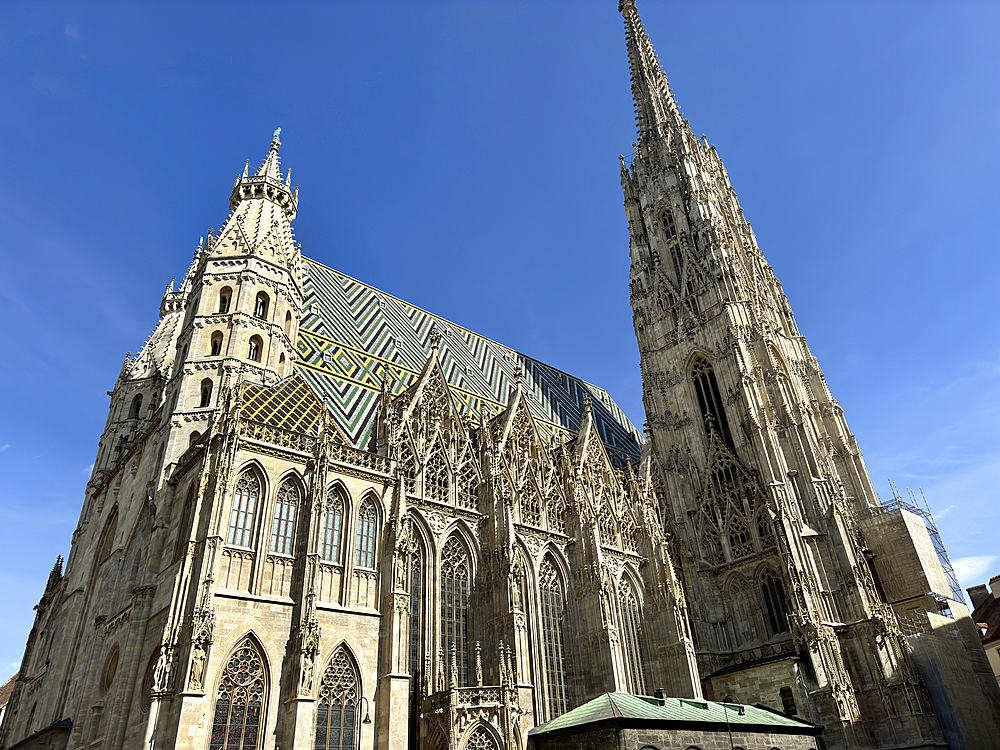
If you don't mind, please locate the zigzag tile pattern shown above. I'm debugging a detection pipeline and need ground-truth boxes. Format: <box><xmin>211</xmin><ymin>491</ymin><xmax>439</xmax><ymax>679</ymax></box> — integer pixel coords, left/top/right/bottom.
<box><xmin>296</xmin><ymin>259</ymin><xmax>643</xmax><ymax>462</ymax></box>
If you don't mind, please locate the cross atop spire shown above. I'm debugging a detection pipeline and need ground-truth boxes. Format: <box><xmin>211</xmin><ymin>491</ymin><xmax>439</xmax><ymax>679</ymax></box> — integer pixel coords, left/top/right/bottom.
<box><xmin>619</xmin><ymin>1</ymin><xmax>691</xmax><ymax>146</ymax></box>
<box><xmin>256</xmin><ymin>127</ymin><xmax>284</xmax><ymax>181</ymax></box>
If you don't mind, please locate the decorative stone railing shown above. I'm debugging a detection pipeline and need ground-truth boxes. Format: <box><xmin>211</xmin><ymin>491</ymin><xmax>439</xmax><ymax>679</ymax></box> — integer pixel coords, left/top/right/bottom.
<box><xmin>242</xmin><ymin>421</ymin><xmax>316</xmax><ymax>453</ymax></box>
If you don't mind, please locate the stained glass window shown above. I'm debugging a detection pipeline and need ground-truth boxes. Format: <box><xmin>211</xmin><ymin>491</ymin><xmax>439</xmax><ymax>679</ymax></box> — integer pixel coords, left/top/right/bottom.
<box><xmin>619</xmin><ymin>581</ymin><xmax>647</xmax><ymax>695</ymax></box>
<box><xmin>440</xmin><ymin>536</ymin><xmax>470</xmax><ymax>687</ymax></box>
<box><xmin>314</xmin><ymin>647</ymin><xmax>358</xmax><ymax>750</ymax></box>
<box><xmin>270</xmin><ymin>479</ymin><xmax>299</xmax><ymax>555</ymax></box>
<box><xmin>354</xmin><ymin>499</ymin><xmax>377</xmax><ymax>569</ymax></box>
<box><xmin>209</xmin><ymin>639</ymin><xmax>266</xmax><ymax>750</ymax></box>
<box><xmin>539</xmin><ymin>559</ymin><xmax>569</xmax><ymax>718</ymax></box>
<box><xmin>321</xmin><ymin>497</ymin><xmax>344</xmax><ymax>562</ymax></box>
<box><xmin>228</xmin><ymin>471</ymin><xmax>260</xmax><ymax>547</ymax></box>
<box><xmin>406</xmin><ymin>536</ymin><xmax>425</xmax><ymax>680</ymax></box>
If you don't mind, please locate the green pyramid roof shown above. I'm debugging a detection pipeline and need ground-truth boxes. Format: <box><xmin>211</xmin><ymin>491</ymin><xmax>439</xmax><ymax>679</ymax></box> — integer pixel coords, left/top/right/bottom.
<box><xmin>529</xmin><ymin>693</ymin><xmax>819</xmax><ymax>736</ymax></box>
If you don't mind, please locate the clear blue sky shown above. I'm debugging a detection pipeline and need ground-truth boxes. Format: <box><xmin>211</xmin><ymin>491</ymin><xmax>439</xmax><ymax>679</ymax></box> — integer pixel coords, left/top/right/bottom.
<box><xmin>1</xmin><ymin>1</ymin><xmax>999</xmax><ymax>676</ymax></box>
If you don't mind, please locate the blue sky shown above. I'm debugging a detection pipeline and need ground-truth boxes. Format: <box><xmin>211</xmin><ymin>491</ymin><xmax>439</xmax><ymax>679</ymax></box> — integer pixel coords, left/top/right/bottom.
<box><xmin>1</xmin><ymin>1</ymin><xmax>999</xmax><ymax>675</ymax></box>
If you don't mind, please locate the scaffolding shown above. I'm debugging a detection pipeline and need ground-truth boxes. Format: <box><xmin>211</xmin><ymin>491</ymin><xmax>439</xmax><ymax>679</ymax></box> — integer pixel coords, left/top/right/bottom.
<box><xmin>881</xmin><ymin>479</ymin><xmax>965</xmax><ymax>606</ymax></box>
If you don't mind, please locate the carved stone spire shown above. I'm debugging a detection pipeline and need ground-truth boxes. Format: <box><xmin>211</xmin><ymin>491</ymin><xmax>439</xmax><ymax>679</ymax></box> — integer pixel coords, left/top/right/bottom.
<box><xmin>619</xmin><ymin>0</ymin><xmax>690</xmax><ymax>148</ymax></box>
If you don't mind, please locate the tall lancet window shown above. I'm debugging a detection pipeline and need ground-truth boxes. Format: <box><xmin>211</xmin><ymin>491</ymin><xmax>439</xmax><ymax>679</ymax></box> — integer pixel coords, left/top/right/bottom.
<box><xmin>662</xmin><ymin>210</ymin><xmax>684</xmax><ymax>282</ymax></box>
<box><xmin>209</xmin><ymin>638</ymin><xmax>267</xmax><ymax>750</ymax></box>
<box><xmin>539</xmin><ymin>558</ymin><xmax>569</xmax><ymax>718</ymax></box>
<box><xmin>619</xmin><ymin>580</ymin><xmax>647</xmax><ymax>695</ymax></box>
<box><xmin>354</xmin><ymin>498</ymin><xmax>377</xmax><ymax>569</ymax></box>
<box><xmin>440</xmin><ymin>536</ymin><xmax>470</xmax><ymax>686</ymax></box>
<box><xmin>321</xmin><ymin>495</ymin><xmax>344</xmax><ymax>562</ymax></box>
<box><xmin>314</xmin><ymin>647</ymin><xmax>358</xmax><ymax>750</ymax></box>
<box><xmin>405</xmin><ymin>531</ymin><xmax>425</xmax><ymax>680</ymax></box>
<box><xmin>270</xmin><ymin>478</ymin><xmax>299</xmax><ymax>555</ymax></box>
<box><xmin>228</xmin><ymin>471</ymin><xmax>261</xmax><ymax>547</ymax></box>
<box><xmin>691</xmin><ymin>355</ymin><xmax>734</xmax><ymax>450</ymax></box>
<box><xmin>761</xmin><ymin>568</ymin><xmax>791</xmax><ymax>637</ymax></box>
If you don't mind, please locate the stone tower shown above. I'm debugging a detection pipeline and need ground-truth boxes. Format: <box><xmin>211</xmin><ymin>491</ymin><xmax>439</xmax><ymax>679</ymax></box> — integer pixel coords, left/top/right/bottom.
<box><xmin>618</xmin><ymin>1</ymin><xmax>1000</xmax><ymax>748</ymax></box>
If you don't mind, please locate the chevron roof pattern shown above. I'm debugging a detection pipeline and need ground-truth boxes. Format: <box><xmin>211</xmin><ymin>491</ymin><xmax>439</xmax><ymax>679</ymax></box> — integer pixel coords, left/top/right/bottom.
<box><xmin>295</xmin><ymin>258</ymin><xmax>643</xmax><ymax>462</ymax></box>
<box><xmin>241</xmin><ymin>374</ymin><xmax>329</xmax><ymax>436</ymax></box>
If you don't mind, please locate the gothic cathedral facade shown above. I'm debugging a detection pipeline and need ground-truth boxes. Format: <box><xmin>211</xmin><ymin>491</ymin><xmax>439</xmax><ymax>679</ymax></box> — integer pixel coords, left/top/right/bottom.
<box><xmin>3</xmin><ymin>3</ymin><xmax>999</xmax><ymax>750</ymax></box>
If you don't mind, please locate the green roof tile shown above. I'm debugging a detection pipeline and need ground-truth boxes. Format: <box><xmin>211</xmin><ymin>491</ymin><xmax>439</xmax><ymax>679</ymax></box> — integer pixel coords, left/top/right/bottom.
<box><xmin>529</xmin><ymin>693</ymin><xmax>815</xmax><ymax>736</ymax></box>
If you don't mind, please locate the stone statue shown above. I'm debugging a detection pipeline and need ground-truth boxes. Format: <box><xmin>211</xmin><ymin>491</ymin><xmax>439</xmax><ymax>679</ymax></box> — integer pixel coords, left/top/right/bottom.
<box><xmin>189</xmin><ymin>642</ymin><xmax>206</xmax><ymax>690</ymax></box>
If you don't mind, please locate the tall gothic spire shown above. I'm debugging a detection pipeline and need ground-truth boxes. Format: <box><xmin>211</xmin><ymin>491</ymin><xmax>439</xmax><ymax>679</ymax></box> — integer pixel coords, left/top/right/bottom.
<box><xmin>619</xmin><ymin>0</ymin><xmax>690</xmax><ymax>145</ymax></box>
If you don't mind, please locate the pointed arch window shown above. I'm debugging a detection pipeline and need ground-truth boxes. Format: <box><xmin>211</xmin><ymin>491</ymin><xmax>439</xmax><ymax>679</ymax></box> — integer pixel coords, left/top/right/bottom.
<box><xmin>761</xmin><ymin>568</ymin><xmax>790</xmax><ymax>636</ymax></box>
<box><xmin>466</xmin><ymin>725</ymin><xmax>499</xmax><ymax>750</ymax></box>
<box><xmin>691</xmin><ymin>356</ymin><xmax>734</xmax><ymax>449</ymax></box>
<box><xmin>728</xmin><ymin>516</ymin><xmax>753</xmax><ymax>559</ymax></box>
<box><xmin>598</xmin><ymin>503</ymin><xmax>618</xmax><ymax>548</ymax></box>
<box><xmin>545</xmin><ymin>490</ymin><xmax>566</xmax><ymax>534</ymax></box>
<box><xmin>662</xmin><ymin>210</ymin><xmax>684</xmax><ymax>282</ymax></box>
<box><xmin>424</xmin><ymin>443</ymin><xmax>449</xmax><ymax>503</ymax></box>
<box><xmin>521</xmin><ymin>485</ymin><xmax>541</xmax><ymax>527</ymax></box>
<box><xmin>228</xmin><ymin>471</ymin><xmax>260</xmax><ymax>547</ymax></box>
<box><xmin>405</xmin><ymin>530</ymin><xmax>425</xmax><ymax>680</ymax></box>
<box><xmin>354</xmin><ymin>498</ymin><xmax>377</xmax><ymax>569</ymax></box>
<box><xmin>314</xmin><ymin>647</ymin><xmax>359</xmax><ymax>750</ymax></box>
<box><xmin>619</xmin><ymin>581</ymin><xmax>647</xmax><ymax>695</ymax></box>
<box><xmin>96</xmin><ymin>505</ymin><xmax>119</xmax><ymax>564</ymax></box>
<box><xmin>270</xmin><ymin>479</ymin><xmax>299</xmax><ymax>555</ymax></box>
<box><xmin>440</xmin><ymin>536</ymin><xmax>470</xmax><ymax>687</ymax></box>
<box><xmin>209</xmin><ymin>638</ymin><xmax>267</xmax><ymax>750</ymax></box>
<box><xmin>129</xmin><ymin>393</ymin><xmax>143</xmax><ymax>419</ymax></box>
<box><xmin>539</xmin><ymin>558</ymin><xmax>569</xmax><ymax>718</ymax></box>
<box><xmin>321</xmin><ymin>496</ymin><xmax>344</xmax><ymax>562</ymax></box>
<box><xmin>456</xmin><ymin>455</ymin><xmax>478</xmax><ymax>511</ymax></box>
<box><xmin>399</xmin><ymin>443</ymin><xmax>417</xmax><ymax>495</ymax></box>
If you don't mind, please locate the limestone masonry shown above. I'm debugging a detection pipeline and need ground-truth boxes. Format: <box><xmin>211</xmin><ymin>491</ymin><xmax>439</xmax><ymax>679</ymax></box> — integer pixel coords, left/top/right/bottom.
<box><xmin>2</xmin><ymin>3</ymin><xmax>999</xmax><ymax>750</ymax></box>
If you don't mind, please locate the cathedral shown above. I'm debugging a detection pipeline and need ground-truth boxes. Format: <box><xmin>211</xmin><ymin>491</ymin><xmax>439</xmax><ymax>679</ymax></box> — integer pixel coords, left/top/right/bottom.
<box><xmin>3</xmin><ymin>3</ymin><xmax>1000</xmax><ymax>750</ymax></box>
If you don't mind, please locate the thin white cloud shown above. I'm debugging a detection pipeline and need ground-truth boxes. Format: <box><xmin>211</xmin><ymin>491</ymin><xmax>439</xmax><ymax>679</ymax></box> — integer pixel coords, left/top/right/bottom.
<box><xmin>934</xmin><ymin>504</ymin><xmax>956</xmax><ymax>520</ymax></box>
<box><xmin>82</xmin><ymin>463</ymin><xmax>94</xmax><ymax>475</ymax></box>
<box><xmin>65</xmin><ymin>24</ymin><xmax>81</xmax><ymax>40</ymax></box>
<box><xmin>951</xmin><ymin>555</ymin><xmax>999</xmax><ymax>591</ymax></box>
<box><xmin>0</xmin><ymin>443</ymin><xmax>9</xmax><ymax>453</ymax></box>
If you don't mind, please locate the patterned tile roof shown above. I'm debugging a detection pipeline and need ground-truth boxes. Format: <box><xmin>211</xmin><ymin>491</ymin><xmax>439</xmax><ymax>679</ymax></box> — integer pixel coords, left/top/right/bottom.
<box><xmin>240</xmin><ymin>373</ymin><xmax>330</xmax><ymax>436</ymax></box>
<box><xmin>529</xmin><ymin>692</ymin><xmax>818</xmax><ymax>735</ymax></box>
<box><xmin>296</xmin><ymin>258</ymin><xmax>643</xmax><ymax>460</ymax></box>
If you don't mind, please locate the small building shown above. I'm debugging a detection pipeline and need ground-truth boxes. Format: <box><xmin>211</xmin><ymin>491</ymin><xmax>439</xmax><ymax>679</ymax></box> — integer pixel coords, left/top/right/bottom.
<box><xmin>527</xmin><ymin>692</ymin><xmax>822</xmax><ymax>750</ymax></box>
<box><xmin>968</xmin><ymin>575</ymin><xmax>1000</xmax><ymax>688</ymax></box>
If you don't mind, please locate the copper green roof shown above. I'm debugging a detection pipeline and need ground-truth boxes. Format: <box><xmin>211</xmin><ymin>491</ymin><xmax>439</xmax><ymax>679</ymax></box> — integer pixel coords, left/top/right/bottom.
<box><xmin>529</xmin><ymin>693</ymin><xmax>818</xmax><ymax>736</ymax></box>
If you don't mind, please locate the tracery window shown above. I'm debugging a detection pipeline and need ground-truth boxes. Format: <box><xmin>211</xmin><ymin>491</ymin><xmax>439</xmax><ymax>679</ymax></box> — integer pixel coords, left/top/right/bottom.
<box><xmin>545</xmin><ymin>490</ymin><xmax>566</xmax><ymax>534</ymax></box>
<box><xmin>700</xmin><ymin>521</ymin><xmax>724</xmax><ymax>567</ymax></box>
<box><xmin>691</xmin><ymin>356</ymin><xmax>734</xmax><ymax>449</ymax></box>
<box><xmin>209</xmin><ymin>639</ymin><xmax>266</xmax><ymax>750</ymax></box>
<box><xmin>441</xmin><ymin>536</ymin><xmax>470</xmax><ymax>687</ymax></box>
<box><xmin>321</xmin><ymin>496</ymin><xmax>344</xmax><ymax>562</ymax></box>
<box><xmin>521</xmin><ymin>485</ymin><xmax>541</xmax><ymax>527</ymax></box>
<box><xmin>314</xmin><ymin>647</ymin><xmax>359</xmax><ymax>750</ymax></box>
<box><xmin>729</xmin><ymin>577</ymin><xmax>756</xmax><ymax>646</ymax></box>
<box><xmin>465</xmin><ymin>725</ymin><xmax>498</xmax><ymax>750</ymax></box>
<box><xmin>728</xmin><ymin>516</ymin><xmax>754</xmax><ymax>559</ymax></box>
<box><xmin>424</xmin><ymin>444</ymin><xmax>449</xmax><ymax>503</ymax></box>
<box><xmin>757</xmin><ymin>515</ymin><xmax>775</xmax><ymax>549</ymax></box>
<box><xmin>228</xmin><ymin>471</ymin><xmax>260</xmax><ymax>547</ymax></box>
<box><xmin>620</xmin><ymin>515</ymin><xmax>638</xmax><ymax>553</ymax></box>
<box><xmin>761</xmin><ymin>568</ymin><xmax>790</xmax><ymax>636</ymax></box>
<box><xmin>539</xmin><ymin>559</ymin><xmax>569</xmax><ymax>718</ymax></box>
<box><xmin>354</xmin><ymin>498</ymin><xmax>377</xmax><ymax>569</ymax></box>
<box><xmin>598</xmin><ymin>504</ymin><xmax>618</xmax><ymax>548</ymax></box>
<box><xmin>662</xmin><ymin>210</ymin><xmax>684</xmax><ymax>282</ymax></box>
<box><xmin>399</xmin><ymin>443</ymin><xmax>417</xmax><ymax>495</ymax></box>
<box><xmin>456</xmin><ymin>457</ymin><xmax>478</xmax><ymax>510</ymax></box>
<box><xmin>619</xmin><ymin>581</ymin><xmax>647</xmax><ymax>695</ymax></box>
<box><xmin>270</xmin><ymin>479</ymin><xmax>299</xmax><ymax>555</ymax></box>
<box><xmin>96</xmin><ymin>505</ymin><xmax>119</xmax><ymax>564</ymax></box>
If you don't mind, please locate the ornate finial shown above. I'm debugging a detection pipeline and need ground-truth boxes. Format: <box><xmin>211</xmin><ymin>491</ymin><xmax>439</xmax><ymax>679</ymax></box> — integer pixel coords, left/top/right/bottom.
<box><xmin>475</xmin><ymin>641</ymin><xmax>483</xmax><ymax>687</ymax></box>
<box><xmin>272</xmin><ymin>127</ymin><xmax>282</xmax><ymax>140</ymax></box>
<box><xmin>428</xmin><ymin>325</ymin><xmax>441</xmax><ymax>351</ymax></box>
<box><xmin>619</xmin><ymin>0</ymin><xmax>637</xmax><ymax>12</ymax></box>
<box><xmin>513</xmin><ymin>363</ymin><xmax>524</xmax><ymax>390</ymax></box>
<box><xmin>582</xmin><ymin>393</ymin><xmax>593</xmax><ymax>413</ymax></box>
